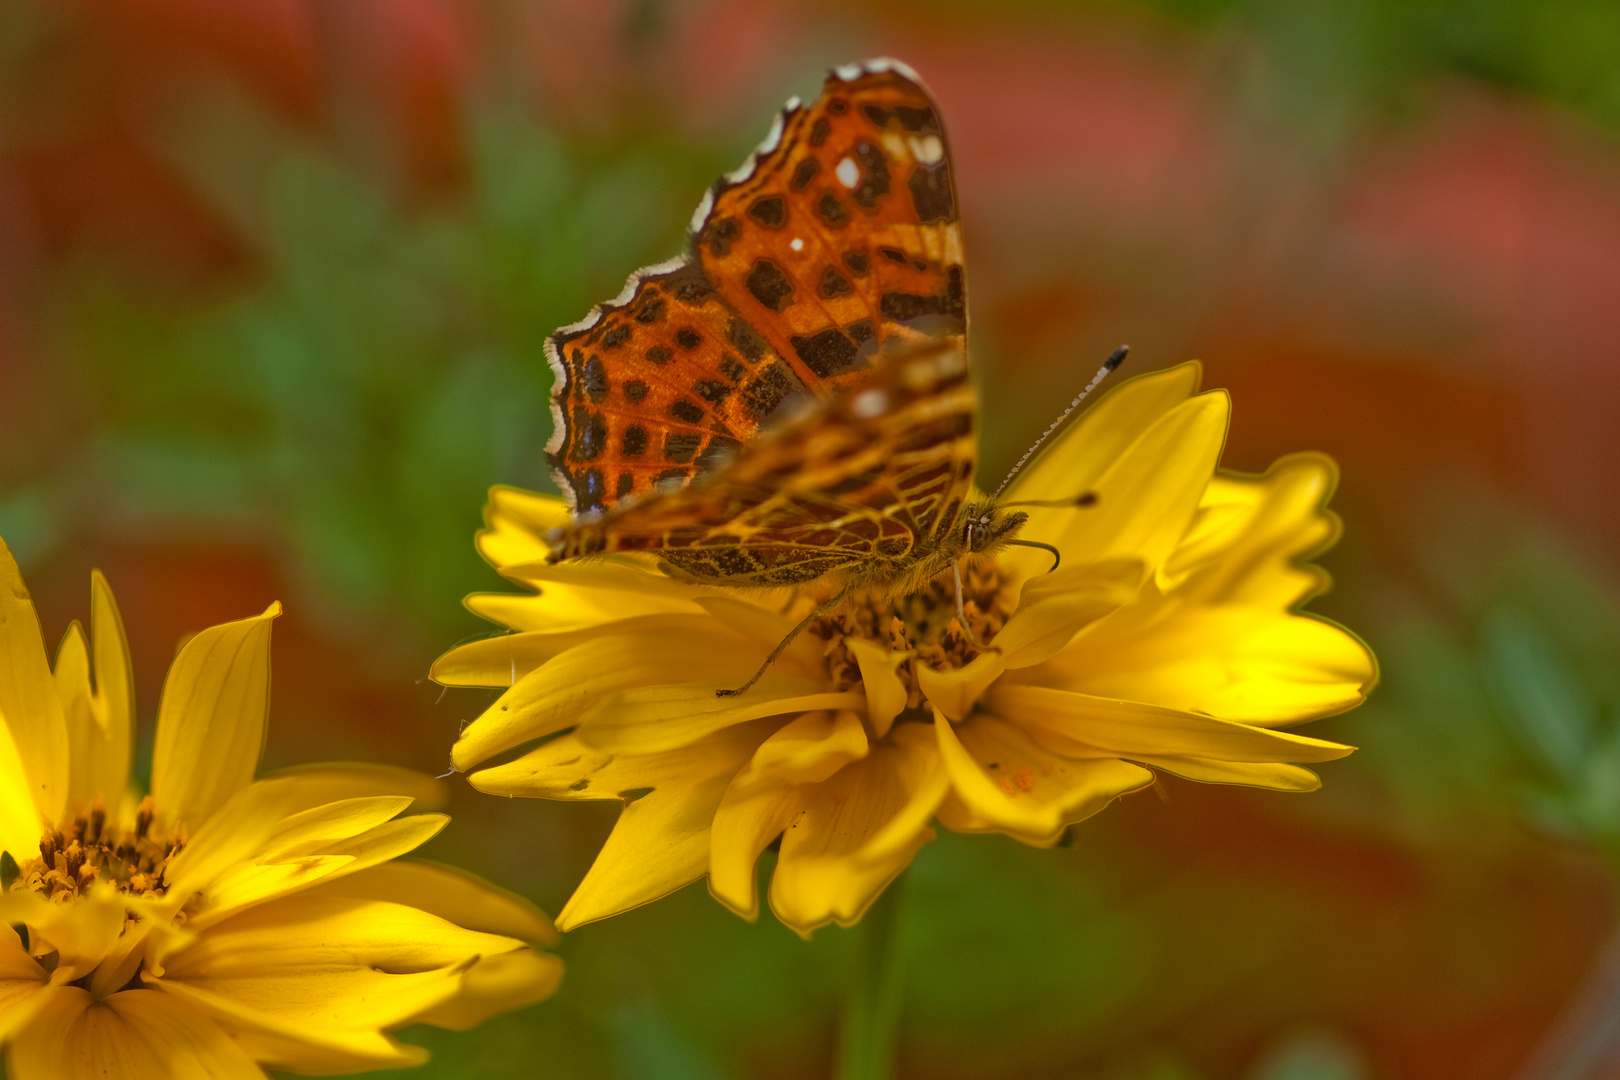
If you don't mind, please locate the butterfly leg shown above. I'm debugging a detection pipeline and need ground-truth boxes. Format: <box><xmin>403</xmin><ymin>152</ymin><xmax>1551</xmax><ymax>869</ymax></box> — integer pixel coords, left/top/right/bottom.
<box><xmin>952</xmin><ymin>559</ymin><xmax>1000</xmax><ymax>653</ymax></box>
<box><xmin>716</xmin><ymin>585</ymin><xmax>854</xmax><ymax>698</ymax></box>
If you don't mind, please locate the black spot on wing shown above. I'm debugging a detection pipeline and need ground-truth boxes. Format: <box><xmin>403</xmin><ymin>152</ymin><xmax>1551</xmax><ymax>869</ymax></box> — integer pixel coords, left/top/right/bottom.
<box><xmin>791</xmin><ymin>159</ymin><xmax>819</xmax><ymax>190</ymax></box>
<box><xmin>623</xmin><ymin>379</ymin><xmax>648</xmax><ymax>403</ymax></box>
<box><xmin>819</xmin><ymin>265</ymin><xmax>851</xmax><ymax>298</ymax></box>
<box><xmin>810</xmin><ymin>117</ymin><xmax>831</xmax><ymax>146</ymax></box>
<box><xmin>844</xmin><ymin>251</ymin><xmax>868</xmax><ymax>276</ymax></box>
<box><xmin>746</xmin><ymin>260</ymin><xmax>794</xmax><ymax>312</ymax></box>
<box><xmin>741</xmin><ymin>362</ymin><xmax>806</xmax><ymax>424</ymax></box>
<box><xmin>791</xmin><ymin>328</ymin><xmax>859</xmax><ymax>378</ymax></box>
<box><xmin>616</xmin><ymin>472</ymin><xmax>635</xmax><ymax>498</ymax></box>
<box><xmin>622</xmin><ymin>425</ymin><xmax>648</xmax><ymax>457</ymax></box>
<box><xmin>726</xmin><ymin>318</ymin><xmax>768</xmax><ymax>363</ymax></box>
<box><xmin>816</xmin><ymin>193</ymin><xmax>849</xmax><ymax>228</ymax></box>
<box><xmin>670</xmin><ymin>399</ymin><xmax>704</xmax><ymax>424</ymax></box>
<box><xmin>695</xmin><ymin>380</ymin><xmax>731</xmax><ymax>404</ymax></box>
<box><xmin>576</xmin><ymin>468</ymin><xmax>606</xmax><ymax>513</ymax></box>
<box><xmin>676</xmin><ymin>327</ymin><xmax>702</xmax><ymax>350</ymax></box>
<box><xmin>582</xmin><ymin>355</ymin><xmax>608</xmax><ymax>403</ymax></box>
<box><xmin>706</xmin><ymin>217</ymin><xmax>741</xmax><ymax>257</ymax></box>
<box><xmin>571</xmin><ymin>406</ymin><xmax>607</xmax><ymax>462</ymax></box>
<box><xmin>635</xmin><ymin>296</ymin><xmax>666</xmax><ymax>323</ymax></box>
<box><xmin>602</xmin><ymin>325</ymin><xmax>630</xmax><ymax>349</ymax></box>
<box><xmin>647</xmin><ymin>345</ymin><xmax>672</xmax><ymax>364</ymax></box>
<box><xmin>851</xmin><ymin>143</ymin><xmax>890</xmax><ymax>208</ymax></box>
<box><xmin>893</xmin><ymin>105</ymin><xmax>939</xmax><ymax>133</ymax></box>
<box><xmin>719</xmin><ymin>355</ymin><xmax>746</xmax><ymax>382</ymax></box>
<box><xmin>748</xmin><ymin>196</ymin><xmax>787</xmax><ymax>228</ymax></box>
<box><xmin>908</xmin><ymin>161</ymin><xmax>955</xmax><ymax>223</ymax></box>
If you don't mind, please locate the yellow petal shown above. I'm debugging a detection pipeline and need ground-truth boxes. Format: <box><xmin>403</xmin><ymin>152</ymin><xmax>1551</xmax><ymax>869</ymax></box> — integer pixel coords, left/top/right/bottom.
<box><xmin>578</xmin><ymin>682</ymin><xmax>864</xmax><ymax>756</ymax></box>
<box><xmin>990</xmin><ymin>684</ymin><xmax>1354</xmax><ymax>763</ymax></box>
<box><xmin>0</xmin><ymin>925</ymin><xmax>49</xmax><ymax>1044</ymax></box>
<box><xmin>407</xmin><ymin>947</ymin><xmax>563</xmax><ymax>1031</ymax></box>
<box><xmin>1135</xmin><ymin>756</ymin><xmax>1323</xmax><ymax>791</ymax></box>
<box><xmin>933</xmin><ymin>712</ymin><xmax>1152</xmax><ymax>843</ymax></box>
<box><xmin>309</xmin><ymin>858</ymin><xmax>557</xmax><ymax>944</ymax></box>
<box><xmin>846</xmin><ymin>638</ymin><xmax>909</xmax><ymax>737</ymax></box>
<box><xmin>9</xmin><ymin>986</ymin><xmax>262</xmax><ymax>1080</ymax></box>
<box><xmin>994</xmin><ymin>559</ymin><xmax>1144</xmax><ymax>669</ymax></box>
<box><xmin>159</xmin><ymin>894</ymin><xmax>526</xmax><ymax>1040</ymax></box>
<box><xmin>0</xmin><ymin>537</ymin><xmax>69</xmax><ymax>824</ymax></box>
<box><xmin>769</xmin><ymin>731</ymin><xmax>943</xmax><ymax>935</ymax></box>
<box><xmin>477</xmin><ymin>485</ymin><xmax>570</xmax><ymax>568</ymax></box>
<box><xmin>255</xmin><ymin>762</ymin><xmax>447</xmax><ymax>812</ymax></box>
<box><xmin>1001</xmin><ymin>362</ymin><xmax>1202</xmax><ymax>579</ymax></box>
<box><xmin>1032</xmin><ymin>606</ymin><xmax>1376</xmax><ymax>725</ymax></box>
<box><xmin>186</xmin><ymin>813</ymin><xmax>448</xmax><ymax>932</ymax></box>
<box><xmin>709</xmin><ymin>782</ymin><xmax>801</xmax><ymax>921</ymax></box>
<box><xmin>915</xmin><ymin>651</ymin><xmax>1004</xmax><ymax>721</ymax></box>
<box><xmin>490</xmin><ymin>558</ymin><xmax>709</xmax><ymax>617</ymax></box>
<box><xmin>162</xmin><ymin>771</ymin><xmax>432</xmax><ymax>906</ymax></box>
<box><xmin>150</xmin><ymin>602</ymin><xmax>280</xmax><ymax>833</ymax></box>
<box><xmin>546</xmin><ymin>722</ymin><xmax>771</xmax><ymax>931</ymax></box>
<box><xmin>732</xmin><ymin>711</ymin><xmax>868</xmax><ymax>794</ymax></box>
<box><xmin>89</xmin><ymin>571</ymin><xmax>134</xmax><ymax>811</ymax></box>
<box><xmin>0</xmin><ymin>886</ymin><xmax>126</xmax><ymax>982</ymax></box>
<box><xmin>1052</xmin><ymin>391</ymin><xmax>1230</xmax><ymax>573</ymax></box>
<box><xmin>1162</xmin><ymin>453</ymin><xmax>1341</xmax><ymax>606</ymax></box>
<box><xmin>453</xmin><ymin>619</ymin><xmax>775</xmax><ymax>770</ymax></box>
<box><xmin>0</xmin><ymin>711</ymin><xmax>43</xmax><ymax>864</ymax></box>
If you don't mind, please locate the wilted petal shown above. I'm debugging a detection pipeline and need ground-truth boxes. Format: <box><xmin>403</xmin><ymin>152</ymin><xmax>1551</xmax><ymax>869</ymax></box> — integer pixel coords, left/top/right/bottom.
<box><xmin>151</xmin><ymin>603</ymin><xmax>280</xmax><ymax>834</ymax></box>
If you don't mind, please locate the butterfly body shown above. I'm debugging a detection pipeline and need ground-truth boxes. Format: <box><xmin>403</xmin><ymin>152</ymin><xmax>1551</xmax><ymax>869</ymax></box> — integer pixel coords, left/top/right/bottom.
<box><xmin>542</xmin><ymin>59</ymin><xmax>1026</xmax><ymax>621</ymax></box>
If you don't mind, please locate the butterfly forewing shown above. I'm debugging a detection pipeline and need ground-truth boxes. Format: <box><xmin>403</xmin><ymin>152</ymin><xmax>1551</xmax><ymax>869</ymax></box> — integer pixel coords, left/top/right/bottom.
<box><xmin>544</xmin><ymin>59</ymin><xmax>976</xmax><ymax>589</ymax></box>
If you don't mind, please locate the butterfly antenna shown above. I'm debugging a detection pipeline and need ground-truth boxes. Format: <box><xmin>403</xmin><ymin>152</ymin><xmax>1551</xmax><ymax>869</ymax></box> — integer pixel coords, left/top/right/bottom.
<box><xmin>993</xmin><ymin>346</ymin><xmax>1129</xmax><ymax>499</ymax></box>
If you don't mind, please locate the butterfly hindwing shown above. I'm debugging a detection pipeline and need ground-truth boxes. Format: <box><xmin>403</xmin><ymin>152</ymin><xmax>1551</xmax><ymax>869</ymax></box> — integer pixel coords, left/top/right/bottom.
<box><xmin>550</xmin><ymin>341</ymin><xmax>977</xmax><ymax>587</ymax></box>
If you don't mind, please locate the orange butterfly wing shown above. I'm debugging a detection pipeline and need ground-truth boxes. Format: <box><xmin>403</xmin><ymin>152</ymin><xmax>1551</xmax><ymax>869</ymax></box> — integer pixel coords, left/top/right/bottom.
<box><xmin>551</xmin><ymin>341</ymin><xmax>976</xmax><ymax>587</ymax></box>
<box><xmin>545</xmin><ymin>59</ymin><xmax>967</xmax><ymax>517</ymax></box>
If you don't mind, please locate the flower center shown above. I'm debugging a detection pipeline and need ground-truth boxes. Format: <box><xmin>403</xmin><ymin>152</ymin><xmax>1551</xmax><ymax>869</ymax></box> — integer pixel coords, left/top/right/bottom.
<box><xmin>815</xmin><ymin>559</ymin><xmax>1014</xmax><ymax>699</ymax></box>
<box><xmin>12</xmin><ymin>798</ymin><xmax>183</xmax><ymax>902</ymax></box>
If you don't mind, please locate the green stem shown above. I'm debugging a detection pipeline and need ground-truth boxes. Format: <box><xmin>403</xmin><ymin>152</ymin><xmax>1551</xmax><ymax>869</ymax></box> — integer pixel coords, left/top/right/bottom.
<box><xmin>836</xmin><ymin>873</ymin><xmax>908</xmax><ymax>1080</ymax></box>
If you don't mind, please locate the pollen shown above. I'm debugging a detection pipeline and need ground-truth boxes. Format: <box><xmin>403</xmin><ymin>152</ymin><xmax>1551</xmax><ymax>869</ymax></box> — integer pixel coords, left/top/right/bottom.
<box><xmin>13</xmin><ymin>797</ymin><xmax>184</xmax><ymax>903</ymax></box>
<box><xmin>814</xmin><ymin>560</ymin><xmax>1013</xmax><ymax>705</ymax></box>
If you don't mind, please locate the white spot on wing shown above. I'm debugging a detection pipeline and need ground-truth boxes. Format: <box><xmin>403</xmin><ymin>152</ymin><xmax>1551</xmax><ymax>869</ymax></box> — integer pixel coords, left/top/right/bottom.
<box><xmin>836</xmin><ymin>158</ymin><xmax>859</xmax><ymax>188</ymax></box>
<box><xmin>790</xmin><ymin>237</ymin><xmax>804</xmax><ymax>252</ymax></box>
<box><xmin>910</xmin><ymin>134</ymin><xmax>944</xmax><ymax>165</ymax></box>
<box><xmin>852</xmin><ymin>389</ymin><xmax>888</xmax><ymax>418</ymax></box>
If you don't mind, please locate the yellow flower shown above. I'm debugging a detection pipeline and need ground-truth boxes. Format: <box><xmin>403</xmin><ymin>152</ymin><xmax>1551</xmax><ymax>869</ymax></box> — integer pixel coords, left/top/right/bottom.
<box><xmin>437</xmin><ymin>363</ymin><xmax>1377</xmax><ymax>936</ymax></box>
<box><xmin>0</xmin><ymin>545</ymin><xmax>562</xmax><ymax>1078</ymax></box>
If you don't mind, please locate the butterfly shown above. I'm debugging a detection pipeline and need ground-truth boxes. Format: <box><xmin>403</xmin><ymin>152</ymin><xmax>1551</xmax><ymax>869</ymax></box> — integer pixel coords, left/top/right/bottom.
<box><xmin>541</xmin><ymin>58</ymin><xmax>1121</xmax><ymax>694</ymax></box>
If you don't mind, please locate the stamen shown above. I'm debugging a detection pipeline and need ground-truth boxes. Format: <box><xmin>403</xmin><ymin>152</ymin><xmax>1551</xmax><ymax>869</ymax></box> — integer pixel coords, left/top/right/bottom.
<box><xmin>12</xmin><ymin>797</ymin><xmax>183</xmax><ymax>903</ymax></box>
